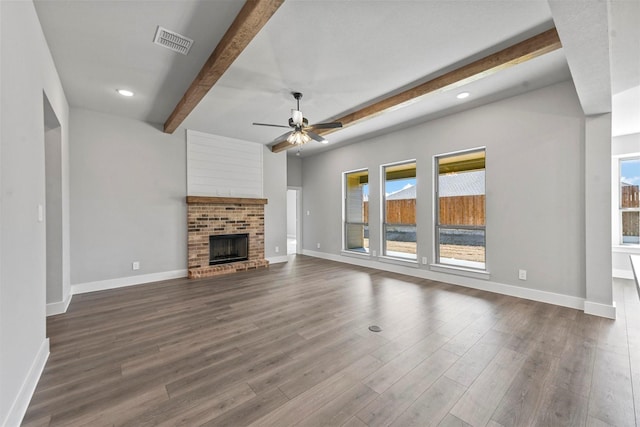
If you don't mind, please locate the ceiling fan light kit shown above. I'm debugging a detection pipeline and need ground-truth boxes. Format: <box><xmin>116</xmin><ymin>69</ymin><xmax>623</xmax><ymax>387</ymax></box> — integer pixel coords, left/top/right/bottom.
<box><xmin>287</xmin><ymin>131</ymin><xmax>311</xmax><ymax>145</ymax></box>
<box><xmin>253</xmin><ymin>91</ymin><xmax>342</xmax><ymax>149</ymax></box>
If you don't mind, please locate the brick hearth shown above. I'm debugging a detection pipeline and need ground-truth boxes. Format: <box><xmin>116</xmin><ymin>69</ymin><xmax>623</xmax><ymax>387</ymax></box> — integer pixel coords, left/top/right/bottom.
<box><xmin>187</xmin><ymin>196</ymin><xmax>269</xmax><ymax>278</ymax></box>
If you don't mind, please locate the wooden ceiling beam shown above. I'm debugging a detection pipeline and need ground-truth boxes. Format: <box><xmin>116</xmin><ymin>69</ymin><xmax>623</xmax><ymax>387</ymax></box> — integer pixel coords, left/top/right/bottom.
<box><xmin>271</xmin><ymin>27</ymin><xmax>561</xmax><ymax>153</ymax></box>
<box><xmin>164</xmin><ymin>0</ymin><xmax>284</xmax><ymax>134</ymax></box>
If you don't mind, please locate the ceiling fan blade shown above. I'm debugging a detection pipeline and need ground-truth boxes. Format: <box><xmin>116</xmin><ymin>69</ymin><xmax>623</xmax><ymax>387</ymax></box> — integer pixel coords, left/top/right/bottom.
<box><xmin>253</xmin><ymin>122</ymin><xmax>291</xmax><ymax>129</ymax></box>
<box><xmin>307</xmin><ymin>131</ymin><xmax>328</xmax><ymax>144</ymax></box>
<box><xmin>308</xmin><ymin>122</ymin><xmax>343</xmax><ymax>130</ymax></box>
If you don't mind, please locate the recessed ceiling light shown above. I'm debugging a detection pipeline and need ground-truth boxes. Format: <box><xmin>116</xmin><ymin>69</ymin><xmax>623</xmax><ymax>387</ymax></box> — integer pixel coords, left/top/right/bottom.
<box><xmin>456</xmin><ymin>92</ymin><xmax>470</xmax><ymax>99</ymax></box>
<box><xmin>117</xmin><ymin>89</ymin><xmax>134</xmax><ymax>97</ymax></box>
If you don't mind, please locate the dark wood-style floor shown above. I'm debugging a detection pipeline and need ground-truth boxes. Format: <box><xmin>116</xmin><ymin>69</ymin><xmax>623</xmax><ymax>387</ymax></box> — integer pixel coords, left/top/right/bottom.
<box><xmin>23</xmin><ymin>256</ymin><xmax>639</xmax><ymax>426</ymax></box>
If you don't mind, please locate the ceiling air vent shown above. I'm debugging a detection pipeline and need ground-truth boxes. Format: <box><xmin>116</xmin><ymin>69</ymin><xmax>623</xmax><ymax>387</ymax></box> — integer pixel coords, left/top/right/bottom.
<box><xmin>153</xmin><ymin>26</ymin><xmax>193</xmax><ymax>55</ymax></box>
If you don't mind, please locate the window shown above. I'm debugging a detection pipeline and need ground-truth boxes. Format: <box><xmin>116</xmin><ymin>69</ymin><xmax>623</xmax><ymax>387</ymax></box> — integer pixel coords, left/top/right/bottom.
<box><xmin>620</xmin><ymin>157</ymin><xmax>640</xmax><ymax>245</ymax></box>
<box><xmin>435</xmin><ymin>149</ymin><xmax>486</xmax><ymax>269</ymax></box>
<box><xmin>382</xmin><ymin>161</ymin><xmax>417</xmax><ymax>260</ymax></box>
<box><xmin>344</xmin><ymin>169</ymin><xmax>369</xmax><ymax>253</ymax></box>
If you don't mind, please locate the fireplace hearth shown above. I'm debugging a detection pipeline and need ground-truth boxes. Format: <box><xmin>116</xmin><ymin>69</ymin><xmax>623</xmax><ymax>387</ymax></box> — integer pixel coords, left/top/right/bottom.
<box><xmin>210</xmin><ymin>234</ymin><xmax>249</xmax><ymax>265</ymax></box>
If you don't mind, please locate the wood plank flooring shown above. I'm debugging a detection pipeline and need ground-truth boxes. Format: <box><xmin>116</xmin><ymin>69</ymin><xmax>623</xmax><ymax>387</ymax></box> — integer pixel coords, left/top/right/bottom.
<box><xmin>22</xmin><ymin>256</ymin><xmax>640</xmax><ymax>426</ymax></box>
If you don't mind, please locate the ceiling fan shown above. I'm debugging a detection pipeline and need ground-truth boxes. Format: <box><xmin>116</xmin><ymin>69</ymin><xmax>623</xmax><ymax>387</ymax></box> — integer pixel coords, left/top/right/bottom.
<box><xmin>253</xmin><ymin>92</ymin><xmax>342</xmax><ymax>146</ymax></box>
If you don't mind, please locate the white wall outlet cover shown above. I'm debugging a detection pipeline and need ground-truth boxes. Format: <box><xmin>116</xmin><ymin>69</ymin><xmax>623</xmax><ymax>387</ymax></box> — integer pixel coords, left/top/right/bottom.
<box><xmin>306</xmin><ymin>210</ymin><xmax>310</xmax><ymax>216</ymax></box>
<box><xmin>518</xmin><ymin>269</ymin><xmax>527</xmax><ymax>280</ymax></box>
<box><xmin>316</xmin><ymin>243</ymin><xmax>321</xmax><ymax>249</ymax></box>
<box><xmin>422</xmin><ymin>257</ymin><xmax>428</xmax><ymax>264</ymax></box>
<box><xmin>132</xmin><ymin>261</ymin><xmax>140</xmax><ymax>270</ymax></box>
<box><xmin>275</xmin><ymin>246</ymin><xmax>279</xmax><ymax>253</ymax></box>
<box><xmin>38</xmin><ymin>204</ymin><xmax>44</xmax><ymax>222</ymax></box>
<box><xmin>372</xmin><ymin>250</ymin><xmax>377</xmax><ymax>257</ymax></box>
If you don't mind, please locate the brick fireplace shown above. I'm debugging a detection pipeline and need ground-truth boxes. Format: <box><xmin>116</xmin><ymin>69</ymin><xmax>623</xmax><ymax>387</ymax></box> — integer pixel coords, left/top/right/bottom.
<box><xmin>187</xmin><ymin>196</ymin><xmax>269</xmax><ymax>278</ymax></box>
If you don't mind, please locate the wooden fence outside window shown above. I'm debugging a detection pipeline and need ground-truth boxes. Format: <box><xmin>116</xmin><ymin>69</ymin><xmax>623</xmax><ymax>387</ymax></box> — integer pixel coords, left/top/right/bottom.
<box><xmin>363</xmin><ymin>195</ymin><xmax>486</xmax><ymax>226</ymax></box>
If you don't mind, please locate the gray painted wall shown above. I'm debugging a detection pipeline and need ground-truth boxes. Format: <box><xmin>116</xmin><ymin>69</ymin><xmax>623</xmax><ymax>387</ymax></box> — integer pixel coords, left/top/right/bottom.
<box><xmin>69</xmin><ymin>115</ymin><xmax>289</xmax><ymax>281</ymax></box>
<box><xmin>1</xmin><ymin>1</ymin><xmax>70</xmax><ymax>424</ymax></box>
<box><xmin>287</xmin><ymin>155</ymin><xmax>302</xmax><ymax>187</ymax></box>
<box><xmin>70</xmin><ymin>108</ymin><xmax>187</xmax><ymax>284</ymax></box>
<box><xmin>287</xmin><ymin>189</ymin><xmax>297</xmax><ymax>237</ymax></box>
<box><xmin>613</xmin><ymin>132</ymin><xmax>640</xmax><ymax>156</ymax></box>
<box><xmin>584</xmin><ymin>114</ymin><xmax>613</xmax><ymax>306</ymax></box>
<box><xmin>263</xmin><ymin>148</ymin><xmax>287</xmax><ymax>260</ymax></box>
<box><xmin>301</xmin><ymin>81</ymin><xmax>589</xmax><ymax>299</ymax></box>
<box><xmin>45</xmin><ymin>126</ymin><xmax>63</xmax><ymax>303</ymax></box>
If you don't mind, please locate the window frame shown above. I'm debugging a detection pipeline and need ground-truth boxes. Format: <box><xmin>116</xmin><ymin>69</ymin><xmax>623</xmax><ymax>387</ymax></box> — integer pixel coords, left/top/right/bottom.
<box><xmin>380</xmin><ymin>160</ymin><xmax>418</xmax><ymax>261</ymax></box>
<box><xmin>434</xmin><ymin>147</ymin><xmax>486</xmax><ymax>270</ymax></box>
<box><xmin>619</xmin><ymin>156</ymin><xmax>640</xmax><ymax>246</ymax></box>
<box><xmin>343</xmin><ymin>168</ymin><xmax>370</xmax><ymax>254</ymax></box>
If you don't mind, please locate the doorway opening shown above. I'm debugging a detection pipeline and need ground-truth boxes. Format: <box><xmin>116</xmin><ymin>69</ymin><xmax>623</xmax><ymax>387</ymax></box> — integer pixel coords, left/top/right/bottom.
<box><xmin>44</xmin><ymin>93</ymin><xmax>63</xmax><ymax>314</ymax></box>
<box><xmin>287</xmin><ymin>188</ymin><xmax>301</xmax><ymax>255</ymax></box>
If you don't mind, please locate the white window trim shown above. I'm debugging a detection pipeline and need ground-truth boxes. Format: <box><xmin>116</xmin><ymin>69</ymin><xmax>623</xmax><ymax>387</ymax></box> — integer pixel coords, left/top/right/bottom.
<box><xmin>430</xmin><ymin>263</ymin><xmax>491</xmax><ymax>280</ymax></box>
<box><xmin>379</xmin><ymin>255</ymin><xmax>419</xmax><ymax>267</ymax></box>
<box><xmin>343</xmin><ymin>168</ymin><xmax>370</xmax><ymax>255</ymax></box>
<box><xmin>433</xmin><ymin>147</ymin><xmax>487</xmax><ymax>271</ymax></box>
<box><xmin>617</xmin><ymin>155</ymin><xmax>640</xmax><ymax>247</ymax></box>
<box><xmin>380</xmin><ymin>159</ymin><xmax>417</xmax><ymax>261</ymax></box>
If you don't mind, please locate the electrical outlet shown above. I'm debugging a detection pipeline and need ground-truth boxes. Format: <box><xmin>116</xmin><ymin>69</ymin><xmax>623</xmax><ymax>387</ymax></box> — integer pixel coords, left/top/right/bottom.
<box><xmin>422</xmin><ymin>257</ymin><xmax>428</xmax><ymax>265</ymax></box>
<box><xmin>372</xmin><ymin>250</ymin><xmax>377</xmax><ymax>257</ymax></box>
<box><xmin>275</xmin><ymin>246</ymin><xmax>279</xmax><ymax>253</ymax></box>
<box><xmin>132</xmin><ymin>261</ymin><xmax>140</xmax><ymax>271</ymax></box>
<box><xmin>316</xmin><ymin>242</ymin><xmax>321</xmax><ymax>249</ymax></box>
<box><xmin>306</xmin><ymin>210</ymin><xmax>310</xmax><ymax>216</ymax></box>
<box><xmin>518</xmin><ymin>269</ymin><xmax>527</xmax><ymax>280</ymax></box>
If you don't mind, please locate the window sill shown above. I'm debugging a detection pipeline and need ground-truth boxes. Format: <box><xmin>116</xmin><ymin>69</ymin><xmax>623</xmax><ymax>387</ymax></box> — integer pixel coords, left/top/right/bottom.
<box><xmin>429</xmin><ymin>263</ymin><xmax>491</xmax><ymax>280</ymax></box>
<box><xmin>341</xmin><ymin>250</ymin><xmax>370</xmax><ymax>259</ymax></box>
<box><xmin>612</xmin><ymin>245</ymin><xmax>640</xmax><ymax>254</ymax></box>
<box><xmin>379</xmin><ymin>255</ymin><xmax>418</xmax><ymax>268</ymax></box>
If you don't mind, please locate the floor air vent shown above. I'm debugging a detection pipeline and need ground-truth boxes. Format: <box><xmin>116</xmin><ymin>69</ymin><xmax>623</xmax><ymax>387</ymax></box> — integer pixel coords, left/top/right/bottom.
<box><xmin>153</xmin><ymin>26</ymin><xmax>193</xmax><ymax>55</ymax></box>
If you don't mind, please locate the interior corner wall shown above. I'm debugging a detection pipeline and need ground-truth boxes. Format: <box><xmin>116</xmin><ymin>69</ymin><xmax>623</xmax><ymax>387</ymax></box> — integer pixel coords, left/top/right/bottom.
<box><xmin>301</xmin><ymin>80</ymin><xmax>588</xmax><ymax>301</ymax></box>
<box><xmin>69</xmin><ymin>108</ymin><xmax>187</xmax><ymax>287</ymax></box>
<box><xmin>263</xmin><ymin>147</ymin><xmax>287</xmax><ymax>261</ymax></box>
<box><xmin>0</xmin><ymin>1</ymin><xmax>70</xmax><ymax>425</ymax></box>
<box><xmin>287</xmin><ymin>155</ymin><xmax>302</xmax><ymax>187</ymax></box>
<box><xmin>585</xmin><ymin>113</ymin><xmax>613</xmax><ymax>311</ymax></box>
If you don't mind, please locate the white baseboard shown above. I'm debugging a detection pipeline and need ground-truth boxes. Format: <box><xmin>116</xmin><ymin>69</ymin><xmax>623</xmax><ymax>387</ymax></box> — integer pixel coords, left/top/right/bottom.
<box><xmin>302</xmin><ymin>249</ymin><xmax>588</xmax><ymax>314</ymax></box>
<box><xmin>46</xmin><ymin>292</ymin><xmax>72</xmax><ymax>316</ymax></box>
<box><xmin>613</xmin><ymin>268</ymin><xmax>634</xmax><ymax>280</ymax></box>
<box><xmin>3</xmin><ymin>338</ymin><xmax>49</xmax><ymax>427</ymax></box>
<box><xmin>266</xmin><ymin>255</ymin><xmax>289</xmax><ymax>264</ymax></box>
<box><xmin>72</xmin><ymin>269</ymin><xmax>188</xmax><ymax>295</ymax></box>
<box><xmin>584</xmin><ymin>300</ymin><xmax>617</xmax><ymax>319</ymax></box>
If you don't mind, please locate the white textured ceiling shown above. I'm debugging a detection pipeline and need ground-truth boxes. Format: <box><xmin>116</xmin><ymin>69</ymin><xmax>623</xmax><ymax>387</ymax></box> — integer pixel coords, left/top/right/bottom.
<box><xmin>34</xmin><ymin>0</ymin><xmax>245</xmax><ymax>123</ymax></box>
<box><xmin>610</xmin><ymin>0</ymin><xmax>640</xmax><ymax>95</ymax></box>
<box><xmin>610</xmin><ymin>0</ymin><xmax>640</xmax><ymax>138</ymax></box>
<box><xmin>33</xmin><ymin>0</ymin><xmax>637</xmax><ymax>157</ymax></box>
<box><xmin>182</xmin><ymin>0</ymin><xmax>568</xmax><ymax>154</ymax></box>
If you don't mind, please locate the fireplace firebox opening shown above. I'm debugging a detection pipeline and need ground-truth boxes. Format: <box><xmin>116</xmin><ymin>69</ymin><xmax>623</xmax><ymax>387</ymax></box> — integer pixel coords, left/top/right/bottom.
<box><xmin>209</xmin><ymin>233</ymin><xmax>249</xmax><ymax>265</ymax></box>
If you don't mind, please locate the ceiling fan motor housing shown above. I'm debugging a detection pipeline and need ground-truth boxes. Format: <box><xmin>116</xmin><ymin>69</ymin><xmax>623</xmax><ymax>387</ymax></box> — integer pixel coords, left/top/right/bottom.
<box><xmin>289</xmin><ymin>116</ymin><xmax>308</xmax><ymax>128</ymax></box>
